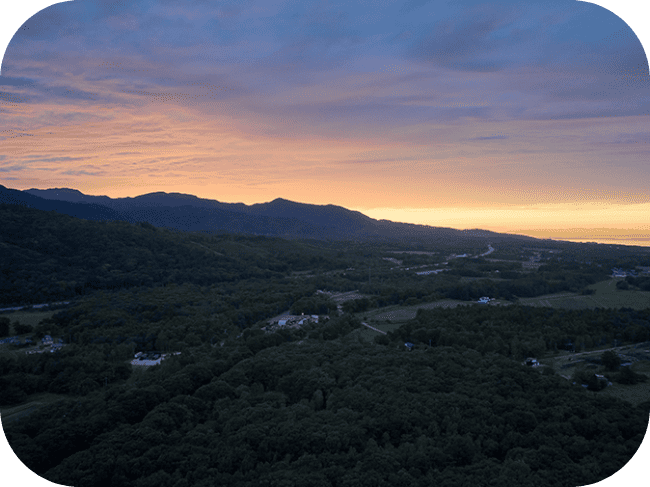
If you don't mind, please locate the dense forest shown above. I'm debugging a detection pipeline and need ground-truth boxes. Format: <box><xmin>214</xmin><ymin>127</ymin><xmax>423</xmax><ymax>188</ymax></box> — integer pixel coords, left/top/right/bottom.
<box><xmin>3</xmin><ymin>315</ymin><xmax>649</xmax><ymax>487</ymax></box>
<box><xmin>0</xmin><ymin>204</ymin><xmax>352</xmax><ymax>306</ymax></box>
<box><xmin>3</xmin><ymin>203</ymin><xmax>639</xmax><ymax>312</ymax></box>
<box><xmin>1</xmin><ymin>203</ymin><xmax>650</xmax><ymax>486</ymax></box>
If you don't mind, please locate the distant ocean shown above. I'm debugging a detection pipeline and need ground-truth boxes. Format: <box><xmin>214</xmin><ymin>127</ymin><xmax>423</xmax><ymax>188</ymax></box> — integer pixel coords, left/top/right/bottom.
<box><xmin>541</xmin><ymin>237</ymin><xmax>650</xmax><ymax>248</ymax></box>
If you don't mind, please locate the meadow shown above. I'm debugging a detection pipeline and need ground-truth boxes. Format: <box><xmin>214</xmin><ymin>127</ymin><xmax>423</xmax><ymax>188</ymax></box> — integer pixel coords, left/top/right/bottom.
<box><xmin>0</xmin><ymin>392</ymin><xmax>70</xmax><ymax>425</ymax></box>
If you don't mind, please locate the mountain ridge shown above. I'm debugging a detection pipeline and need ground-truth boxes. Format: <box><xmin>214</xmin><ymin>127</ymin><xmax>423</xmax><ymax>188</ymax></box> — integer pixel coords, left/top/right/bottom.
<box><xmin>4</xmin><ymin>185</ymin><xmax>538</xmax><ymax>246</ymax></box>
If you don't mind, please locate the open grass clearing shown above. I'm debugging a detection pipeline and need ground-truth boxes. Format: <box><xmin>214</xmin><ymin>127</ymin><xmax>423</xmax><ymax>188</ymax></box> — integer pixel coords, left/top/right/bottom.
<box><xmin>3</xmin><ymin>309</ymin><xmax>56</xmax><ymax>332</ymax></box>
<box><xmin>0</xmin><ymin>344</ymin><xmax>22</xmax><ymax>359</ymax></box>
<box><xmin>361</xmin><ymin>299</ymin><xmax>471</xmax><ymax>323</ymax></box>
<box><xmin>597</xmin><ymin>361</ymin><xmax>650</xmax><ymax>406</ymax></box>
<box><xmin>458</xmin><ymin>276</ymin><xmax>508</xmax><ymax>283</ymax></box>
<box><xmin>349</xmin><ymin>277</ymin><xmax>650</xmax><ymax>342</ymax></box>
<box><xmin>350</xmin><ymin>327</ymin><xmax>382</xmax><ymax>342</ymax></box>
<box><xmin>1</xmin><ymin>392</ymin><xmax>70</xmax><ymax>425</ymax></box>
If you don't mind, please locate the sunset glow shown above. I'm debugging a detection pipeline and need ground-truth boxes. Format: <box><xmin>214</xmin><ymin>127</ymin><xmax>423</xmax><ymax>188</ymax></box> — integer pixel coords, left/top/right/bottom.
<box><xmin>1</xmin><ymin>0</ymin><xmax>649</xmax><ymax>245</ymax></box>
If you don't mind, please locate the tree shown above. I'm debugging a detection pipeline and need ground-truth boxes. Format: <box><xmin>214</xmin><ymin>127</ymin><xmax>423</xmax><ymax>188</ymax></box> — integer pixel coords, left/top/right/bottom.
<box><xmin>585</xmin><ymin>373</ymin><xmax>607</xmax><ymax>392</ymax></box>
<box><xmin>601</xmin><ymin>351</ymin><xmax>620</xmax><ymax>371</ymax></box>
<box><xmin>0</xmin><ymin>317</ymin><xmax>9</xmax><ymax>337</ymax></box>
<box><xmin>616</xmin><ymin>366</ymin><xmax>648</xmax><ymax>385</ymax></box>
<box><xmin>14</xmin><ymin>322</ymin><xmax>34</xmax><ymax>335</ymax></box>
<box><xmin>374</xmin><ymin>334</ymin><xmax>390</xmax><ymax>346</ymax></box>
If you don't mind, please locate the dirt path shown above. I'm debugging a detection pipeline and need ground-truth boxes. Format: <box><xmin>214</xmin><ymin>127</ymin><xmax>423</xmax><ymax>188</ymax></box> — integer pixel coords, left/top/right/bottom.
<box><xmin>1</xmin><ymin>402</ymin><xmax>45</xmax><ymax>425</ymax></box>
<box><xmin>191</xmin><ymin>241</ymin><xmax>224</xmax><ymax>256</ymax></box>
<box><xmin>1</xmin><ymin>393</ymin><xmax>69</xmax><ymax>425</ymax></box>
<box><xmin>361</xmin><ymin>322</ymin><xmax>387</xmax><ymax>335</ymax></box>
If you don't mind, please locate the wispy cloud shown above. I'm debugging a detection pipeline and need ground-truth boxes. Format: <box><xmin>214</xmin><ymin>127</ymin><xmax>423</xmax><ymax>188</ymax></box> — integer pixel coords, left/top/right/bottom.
<box><xmin>470</xmin><ymin>135</ymin><xmax>509</xmax><ymax>141</ymax></box>
<box><xmin>0</xmin><ymin>165</ymin><xmax>25</xmax><ymax>172</ymax></box>
<box><xmin>60</xmin><ymin>169</ymin><xmax>103</xmax><ymax>176</ymax></box>
<box><xmin>0</xmin><ymin>0</ymin><xmax>646</xmax><ymax>234</ymax></box>
<box><xmin>22</xmin><ymin>156</ymin><xmax>87</xmax><ymax>163</ymax></box>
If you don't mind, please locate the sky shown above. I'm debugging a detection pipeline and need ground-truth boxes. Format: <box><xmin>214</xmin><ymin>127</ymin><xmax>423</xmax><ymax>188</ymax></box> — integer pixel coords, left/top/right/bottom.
<box><xmin>1</xmin><ymin>0</ymin><xmax>649</xmax><ymax>245</ymax></box>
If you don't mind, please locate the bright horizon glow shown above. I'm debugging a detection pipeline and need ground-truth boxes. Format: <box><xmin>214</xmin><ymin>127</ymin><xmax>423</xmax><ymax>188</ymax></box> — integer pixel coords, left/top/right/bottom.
<box><xmin>355</xmin><ymin>202</ymin><xmax>650</xmax><ymax>246</ymax></box>
<box><xmin>1</xmin><ymin>0</ymin><xmax>650</xmax><ymax>248</ymax></box>
<box><xmin>8</xmin><ymin>182</ymin><xmax>650</xmax><ymax>247</ymax></box>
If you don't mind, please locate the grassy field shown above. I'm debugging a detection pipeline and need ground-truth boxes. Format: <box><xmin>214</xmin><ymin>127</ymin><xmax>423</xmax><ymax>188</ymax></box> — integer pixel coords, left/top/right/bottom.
<box><xmin>0</xmin><ymin>310</ymin><xmax>57</xmax><ymax>358</ymax></box>
<box><xmin>459</xmin><ymin>276</ymin><xmax>507</xmax><ymax>283</ymax></box>
<box><xmin>598</xmin><ymin>360</ymin><xmax>650</xmax><ymax>406</ymax></box>
<box><xmin>517</xmin><ymin>279</ymin><xmax>650</xmax><ymax>310</ymax></box>
<box><xmin>350</xmin><ymin>277</ymin><xmax>649</xmax><ymax>343</ymax></box>
<box><xmin>538</xmin><ymin>345</ymin><xmax>650</xmax><ymax>406</ymax></box>
<box><xmin>2</xmin><ymin>309</ymin><xmax>56</xmax><ymax>333</ymax></box>
<box><xmin>0</xmin><ymin>392</ymin><xmax>70</xmax><ymax>426</ymax></box>
<box><xmin>360</xmin><ymin>299</ymin><xmax>470</xmax><ymax>323</ymax></box>
<box><xmin>1</xmin><ymin>361</ymin><xmax>148</xmax><ymax>426</ymax></box>
<box><xmin>351</xmin><ymin>327</ymin><xmax>382</xmax><ymax>342</ymax></box>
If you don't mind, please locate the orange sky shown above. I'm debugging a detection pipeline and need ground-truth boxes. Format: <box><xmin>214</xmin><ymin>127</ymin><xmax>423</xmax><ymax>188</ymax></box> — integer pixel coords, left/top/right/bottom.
<box><xmin>1</xmin><ymin>0</ymin><xmax>649</xmax><ymax>246</ymax></box>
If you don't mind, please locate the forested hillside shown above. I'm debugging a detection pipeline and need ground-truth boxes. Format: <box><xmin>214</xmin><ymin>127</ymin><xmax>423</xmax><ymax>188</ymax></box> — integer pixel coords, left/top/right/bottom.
<box><xmin>4</xmin><ymin>316</ymin><xmax>648</xmax><ymax>487</ymax></box>
<box><xmin>2</xmin><ymin>202</ymin><xmax>650</xmax><ymax>487</ymax></box>
<box><xmin>0</xmin><ymin>204</ymin><xmax>348</xmax><ymax>306</ymax></box>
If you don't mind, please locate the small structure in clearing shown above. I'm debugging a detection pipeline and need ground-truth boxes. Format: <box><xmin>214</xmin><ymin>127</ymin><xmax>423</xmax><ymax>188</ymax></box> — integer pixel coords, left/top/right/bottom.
<box><xmin>131</xmin><ymin>351</ymin><xmax>180</xmax><ymax>367</ymax></box>
<box><xmin>523</xmin><ymin>357</ymin><xmax>540</xmax><ymax>367</ymax></box>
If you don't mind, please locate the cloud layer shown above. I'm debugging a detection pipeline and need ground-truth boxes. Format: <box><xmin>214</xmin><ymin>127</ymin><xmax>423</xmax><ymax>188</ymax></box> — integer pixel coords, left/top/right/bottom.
<box><xmin>0</xmin><ymin>0</ymin><xmax>648</xmax><ymax>238</ymax></box>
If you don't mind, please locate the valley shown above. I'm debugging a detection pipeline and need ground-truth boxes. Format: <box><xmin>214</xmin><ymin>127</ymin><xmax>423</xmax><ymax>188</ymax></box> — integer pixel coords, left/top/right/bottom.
<box><xmin>1</xmin><ymin>197</ymin><xmax>649</xmax><ymax>487</ymax></box>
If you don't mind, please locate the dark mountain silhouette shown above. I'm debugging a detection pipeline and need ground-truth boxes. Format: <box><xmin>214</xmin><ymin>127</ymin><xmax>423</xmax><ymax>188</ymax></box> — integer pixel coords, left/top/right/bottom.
<box><xmin>23</xmin><ymin>187</ymin><xmax>114</xmax><ymax>206</ymax></box>
<box><xmin>0</xmin><ymin>185</ymin><xmax>129</xmax><ymax>223</ymax></box>
<box><xmin>18</xmin><ymin>185</ymin><xmax>537</xmax><ymax>245</ymax></box>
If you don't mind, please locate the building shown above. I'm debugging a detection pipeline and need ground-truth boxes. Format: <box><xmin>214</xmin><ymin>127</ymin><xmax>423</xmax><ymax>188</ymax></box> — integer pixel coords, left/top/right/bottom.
<box><xmin>524</xmin><ymin>358</ymin><xmax>540</xmax><ymax>367</ymax></box>
<box><xmin>42</xmin><ymin>335</ymin><xmax>53</xmax><ymax>346</ymax></box>
<box><xmin>478</xmin><ymin>297</ymin><xmax>490</xmax><ymax>304</ymax></box>
<box><xmin>416</xmin><ymin>269</ymin><xmax>448</xmax><ymax>276</ymax></box>
<box><xmin>131</xmin><ymin>351</ymin><xmax>177</xmax><ymax>366</ymax></box>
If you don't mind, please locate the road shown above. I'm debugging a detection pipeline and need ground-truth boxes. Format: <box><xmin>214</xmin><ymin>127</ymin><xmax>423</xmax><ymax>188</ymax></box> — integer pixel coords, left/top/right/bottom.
<box><xmin>564</xmin><ymin>344</ymin><xmax>642</xmax><ymax>359</ymax></box>
<box><xmin>361</xmin><ymin>322</ymin><xmax>387</xmax><ymax>335</ymax></box>
<box><xmin>0</xmin><ymin>301</ymin><xmax>70</xmax><ymax>313</ymax></box>
<box><xmin>190</xmin><ymin>241</ymin><xmax>224</xmax><ymax>256</ymax></box>
<box><xmin>478</xmin><ymin>245</ymin><xmax>495</xmax><ymax>257</ymax></box>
